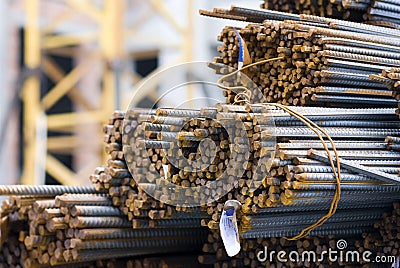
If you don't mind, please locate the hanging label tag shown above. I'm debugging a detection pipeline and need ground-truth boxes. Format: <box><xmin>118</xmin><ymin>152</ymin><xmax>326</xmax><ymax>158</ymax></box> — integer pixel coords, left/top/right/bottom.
<box><xmin>220</xmin><ymin>200</ymin><xmax>241</xmax><ymax>257</ymax></box>
<box><xmin>233</xmin><ymin>28</ymin><xmax>251</xmax><ymax>70</ymax></box>
<box><xmin>162</xmin><ymin>164</ymin><xmax>168</xmax><ymax>180</ymax></box>
<box><xmin>233</xmin><ymin>28</ymin><xmax>244</xmax><ymax>70</ymax></box>
<box><xmin>392</xmin><ymin>256</ymin><xmax>399</xmax><ymax>268</ymax></box>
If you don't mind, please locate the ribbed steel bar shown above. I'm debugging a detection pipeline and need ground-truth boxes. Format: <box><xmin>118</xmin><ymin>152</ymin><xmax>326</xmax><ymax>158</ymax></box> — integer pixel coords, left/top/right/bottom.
<box><xmin>310</xmin><ymin>94</ymin><xmax>397</xmax><ymax>106</ymax></box>
<box><xmin>273</xmin><ymin>127</ymin><xmax>400</xmax><ymax>138</ymax></box>
<box><xmin>309</xmin><ymin>150</ymin><xmax>400</xmax><ymax>184</ymax></box>
<box><xmin>0</xmin><ymin>186</ymin><xmax>98</xmax><ymax>196</ymax></box>
<box><xmin>244</xmin><ymin>210</ymin><xmax>383</xmax><ymax>229</ymax></box>
<box><xmin>242</xmin><ymin>225</ymin><xmax>373</xmax><ymax>239</ymax></box>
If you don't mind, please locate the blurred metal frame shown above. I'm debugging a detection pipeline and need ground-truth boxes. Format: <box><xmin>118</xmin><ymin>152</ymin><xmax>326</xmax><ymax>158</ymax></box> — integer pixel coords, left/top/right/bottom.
<box><xmin>20</xmin><ymin>0</ymin><xmax>194</xmax><ymax>185</ymax></box>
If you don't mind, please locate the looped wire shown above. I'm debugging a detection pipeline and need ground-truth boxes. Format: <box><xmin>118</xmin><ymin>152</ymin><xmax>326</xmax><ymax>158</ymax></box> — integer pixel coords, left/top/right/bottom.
<box><xmin>233</xmin><ymin>91</ymin><xmax>251</xmax><ymax>105</ymax></box>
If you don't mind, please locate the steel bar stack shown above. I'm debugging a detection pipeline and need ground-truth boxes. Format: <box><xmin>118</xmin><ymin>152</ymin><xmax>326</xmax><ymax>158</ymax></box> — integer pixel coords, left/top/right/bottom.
<box><xmin>0</xmin><ymin>186</ymin><xmax>96</xmax><ymax>267</ymax></box>
<box><xmin>261</xmin><ymin>0</ymin><xmax>368</xmax><ymax>22</ymax></box>
<box><xmin>126</xmin><ymin>104</ymin><xmax>400</xmax><ymax>235</ymax></box>
<box><xmin>1</xmin><ymin>108</ymin><xmax>398</xmax><ymax>267</ymax></box>
<box><xmin>370</xmin><ymin>68</ymin><xmax>400</xmax><ymax>119</ymax></box>
<box><xmin>197</xmin><ymin>5</ymin><xmax>400</xmax><ymax>267</ymax></box>
<box><xmin>116</xmin><ymin>106</ymin><xmax>265</xmax><ymax>225</ymax></box>
<box><xmin>0</xmin><ymin>185</ymin><xmax>207</xmax><ymax>267</ymax></box>
<box><xmin>203</xmin><ymin>105</ymin><xmax>400</xmax><ymax>236</ymax></box>
<box><xmin>201</xmin><ymin>6</ymin><xmax>400</xmax><ymax>107</ymax></box>
<box><xmin>146</xmin><ymin>106</ymin><xmax>263</xmax><ymax>208</ymax></box>
<box><xmin>260</xmin><ymin>0</ymin><xmax>400</xmax><ymax>28</ymax></box>
<box><xmin>96</xmin><ymin>109</ymin><xmax>208</xmax><ymax>222</ymax></box>
<box><xmin>116</xmin><ymin>101</ymin><xmax>400</xmax><ymax>267</ymax></box>
<box><xmin>0</xmin><ymin>5</ymin><xmax>399</xmax><ymax>268</ymax></box>
<box><xmin>180</xmin><ymin>107</ymin><xmax>400</xmax><ymax>267</ymax></box>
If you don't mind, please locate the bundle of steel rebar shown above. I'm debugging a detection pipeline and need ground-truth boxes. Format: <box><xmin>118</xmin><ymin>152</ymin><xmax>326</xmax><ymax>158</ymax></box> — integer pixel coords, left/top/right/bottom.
<box><xmin>126</xmin><ymin>103</ymin><xmax>400</xmax><ymax>241</ymax></box>
<box><xmin>260</xmin><ymin>0</ymin><xmax>400</xmax><ymax>28</ymax></box>
<box><xmin>200</xmin><ymin>6</ymin><xmax>400</xmax><ymax>266</ymax></box>
<box><xmin>144</xmin><ymin>106</ymin><xmax>264</xmax><ymax>207</ymax></box>
<box><xmin>2</xmin><ymin>6</ymin><xmax>400</xmax><ymax>267</ymax></box>
<box><xmin>195</xmin><ymin>105</ymin><xmax>400</xmax><ymax>238</ymax></box>
<box><xmin>0</xmin><ymin>186</ymin><xmax>207</xmax><ymax>267</ymax></box>
<box><xmin>2</xmin><ymin>103</ymin><xmax>398</xmax><ymax>267</ymax></box>
<box><xmin>96</xmin><ymin>109</ymin><xmax>208</xmax><ymax>223</ymax></box>
<box><xmin>0</xmin><ymin>186</ymin><xmax>97</xmax><ymax>267</ymax></box>
<box><xmin>201</xmin><ymin>6</ymin><xmax>400</xmax><ymax>107</ymax></box>
<box><xmin>370</xmin><ymin>68</ymin><xmax>400</xmax><ymax>119</ymax></box>
<box><xmin>261</xmin><ymin>0</ymin><xmax>368</xmax><ymax>22</ymax></box>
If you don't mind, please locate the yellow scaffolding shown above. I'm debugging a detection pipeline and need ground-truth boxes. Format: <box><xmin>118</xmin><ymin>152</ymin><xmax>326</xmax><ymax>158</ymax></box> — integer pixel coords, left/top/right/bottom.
<box><xmin>21</xmin><ymin>0</ymin><xmax>42</xmax><ymax>185</ymax></box>
<box><xmin>20</xmin><ymin>0</ymin><xmax>194</xmax><ymax>185</ymax></box>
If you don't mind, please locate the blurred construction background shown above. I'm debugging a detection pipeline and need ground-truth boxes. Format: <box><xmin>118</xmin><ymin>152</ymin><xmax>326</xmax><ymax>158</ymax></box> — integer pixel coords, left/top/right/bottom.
<box><xmin>0</xmin><ymin>0</ymin><xmax>258</xmax><ymax>187</ymax></box>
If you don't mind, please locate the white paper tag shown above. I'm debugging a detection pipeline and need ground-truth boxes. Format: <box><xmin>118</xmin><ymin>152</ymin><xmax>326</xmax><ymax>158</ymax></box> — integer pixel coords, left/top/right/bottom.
<box><xmin>220</xmin><ymin>200</ymin><xmax>241</xmax><ymax>257</ymax></box>
<box><xmin>233</xmin><ymin>28</ymin><xmax>244</xmax><ymax>73</ymax></box>
<box><xmin>162</xmin><ymin>164</ymin><xmax>168</xmax><ymax>180</ymax></box>
<box><xmin>392</xmin><ymin>256</ymin><xmax>399</xmax><ymax>268</ymax></box>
